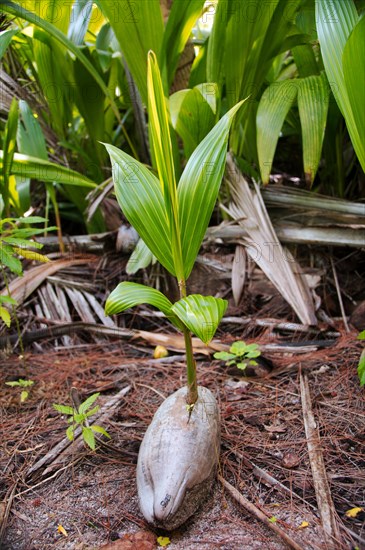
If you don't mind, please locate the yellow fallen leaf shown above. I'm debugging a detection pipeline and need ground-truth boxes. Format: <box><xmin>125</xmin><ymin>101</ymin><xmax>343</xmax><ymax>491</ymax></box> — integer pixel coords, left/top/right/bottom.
<box><xmin>157</xmin><ymin>535</ymin><xmax>171</xmax><ymax>547</ymax></box>
<box><xmin>268</xmin><ymin>516</ymin><xmax>277</xmax><ymax>523</ymax></box>
<box><xmin>57</xmin><ymin>524</ymin><xmax>68</xmax><ymax>537</ymax></box>
<box><xmin>345</xmin><ymin>507</ymin><xmax>364</xmax><ymax>518</ymax></box>
<box><xmin>298</xmin><ymin>521</ymin><xmax>309</xmax><ymax>529</ymax></box>
<box><xmin>153</xmin><ymin>345</ymin><xmax>169</xmax><ymax>359</ymax></box>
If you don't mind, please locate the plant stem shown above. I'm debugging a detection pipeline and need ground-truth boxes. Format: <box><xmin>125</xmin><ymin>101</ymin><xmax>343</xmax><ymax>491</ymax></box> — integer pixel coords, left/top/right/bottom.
<box><xmin>179</xmin><ymin>279</ymin><xmax>198</xmax><ymax>405</ymax></box>
<box><xmin>183</xmin><ymin>327</ymin><xmax>198</xmax><ymax>405</ymax></box>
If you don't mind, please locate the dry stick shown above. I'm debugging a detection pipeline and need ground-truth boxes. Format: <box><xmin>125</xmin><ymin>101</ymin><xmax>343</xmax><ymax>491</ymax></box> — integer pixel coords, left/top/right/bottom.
<box><xmin>0</xmin><ymin>483</ymin><xmax>18</xmax><ymax>544</ymax></box>
<box><xmin>330</xmin><ymin>257</ymin><xmax>350</xmax><ymax>332</ymax></box>
<box><xmin>218</xmin><ymin>475</ymin><xmax>305</xmax><ymax>550</ymax></box>
<box><xmin>230</xmin><ymin>449</ymin><xmax>316</xmax><ymax>511</ymax></box>
<box><xmin>299</xmin><ymin>373</ymin><xmax>342</xmax><ymax>548</ymax></box>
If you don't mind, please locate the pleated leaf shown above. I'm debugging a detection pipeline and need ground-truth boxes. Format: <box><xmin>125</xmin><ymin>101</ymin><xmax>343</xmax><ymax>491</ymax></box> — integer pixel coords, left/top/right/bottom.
<box><xmin>105</xmin><ymin>281</ymin><xmax>182</xmax><ymax>329</ymax></box>
<box><xmin>17</xmin><ymin>100</ymin><xmax>48</xmax><ymax>160</ymax></box>
<box><xmin>169</xmin><ymin>85</ymin><xmax>216</xmax><ymax>158</ymax></box>
<box><xmin>126</xmin><ymin>238</ymin><xmax>154</xmax><ymax>275</ymax></box>
<box><xmin>97</xmin><ymin>0</ymin><xmax>164</xmax><ymax>104</ymax></box>
<box><xmin>147</xmin><ymin>51</ymin><xmax>183</xmax><ymax>280</ymax></box>
<box><xmin>171</xmin><ymin>295</ymin><xmax>228</xmax><ymax>344</ymax></box>
<box><xmin>343</xmin><ymin>15</ymin><xmax>365</xmax><ymax>170</ymax></box>
<box><xmin>257</xmin><ymin>80</ymin><xmax>298</xmax><ymax>184</ymax></box>
<box><xmin>0</xmin><ymin>28</ymin><xmax>18</xmax><ymax>60</ymax></box>
<box><xmin>161</xmin><ymin>0</ymin><xmax>206</xmax><ymax>88</ymax></box>
<box><xmin>298</xmin><ymin>73</ymin><xmax>329</xmax><ymax>186</ymax></box>
<box><xmin>1</xmin><ymin>1</ymin><xmax>119</xmax><ymax>119</ymax></box>
<box><xmin>0</xmin><ymin>151</ymin><xmax>96</xmax><ymax>188</ymax></box>
<box><xmin>103</xmin><ymin>143</ymin><xmax>175</xmax><ymax>275</ymax></box>
<box><xmin>1</xmin><ymin>97</ymin><xmax>19</xmax><ymax>212</ymax></box>
<box><xmin>316</xmin><ymin>0</ymin><xmax>364</xmax><ymax>169</ymax></box>
<box><xmin>178</xmin><ymin>100</ymin><xmax>245</xmax><ymax>279</ymax></box>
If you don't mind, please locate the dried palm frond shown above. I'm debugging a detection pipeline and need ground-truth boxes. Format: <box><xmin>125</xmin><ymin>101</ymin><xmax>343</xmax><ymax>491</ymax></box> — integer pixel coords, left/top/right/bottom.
<box><xmin>225</xmin><ymin>154</ymin><xmax>317</xmax><ymax>325</ymax></box>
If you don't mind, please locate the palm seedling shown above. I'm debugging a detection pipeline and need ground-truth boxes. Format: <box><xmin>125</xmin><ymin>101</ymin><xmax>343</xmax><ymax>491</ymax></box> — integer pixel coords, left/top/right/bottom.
<box><xmin>104</xmin><ymin>51</ymin><xmax>244</xmax><ymax>529</ymax></box>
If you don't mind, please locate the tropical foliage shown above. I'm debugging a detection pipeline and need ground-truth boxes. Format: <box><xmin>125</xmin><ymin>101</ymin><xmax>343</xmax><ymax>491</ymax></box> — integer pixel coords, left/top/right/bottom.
<box><xmin>0</xmin><ymin>0</ymin><xmax>363</xmax><ymax>268</ymax></box>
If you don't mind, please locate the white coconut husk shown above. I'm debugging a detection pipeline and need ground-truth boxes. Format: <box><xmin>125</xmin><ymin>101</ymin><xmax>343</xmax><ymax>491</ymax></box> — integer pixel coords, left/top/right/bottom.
<box><xmin>137</xmin><ymin>386</ymin><xmax>220</xmax><ymax>530</ymax></box>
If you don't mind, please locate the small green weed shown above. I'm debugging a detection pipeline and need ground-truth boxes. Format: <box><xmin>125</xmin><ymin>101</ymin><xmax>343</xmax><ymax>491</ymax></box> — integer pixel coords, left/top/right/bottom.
<box><xmin>5</xmin><ymin>378</ymin><xmax>34</xmax><ymax>403</ymax></box>
<box><xmin>357</xmin><ymin>330</ymin><xmax>365</xmax><ymax>386</ymax></box>
<box><xmin>214</xmin><ymin>341</ymin><xmax>261</xmax><ymax>371</ymax></box>
<box><xmin>53</xmin><ymin>392</ymin><xmax>110</xmax><ymax>450</ymax></box>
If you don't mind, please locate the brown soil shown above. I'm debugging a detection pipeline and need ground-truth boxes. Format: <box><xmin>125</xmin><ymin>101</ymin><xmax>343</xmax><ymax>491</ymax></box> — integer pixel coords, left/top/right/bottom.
<box><xmin>1</xmin><ymin>248</ymin><xmax>365</xmax><ymax>549</ymax></box>
<box><xmin>1</xmin><ymin>331</ymin><xmax>364</xmax><ymax>550</ymax></box>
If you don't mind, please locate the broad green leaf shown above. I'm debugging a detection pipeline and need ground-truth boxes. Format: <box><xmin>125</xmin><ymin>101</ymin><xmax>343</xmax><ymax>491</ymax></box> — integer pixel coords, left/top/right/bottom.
<box><xmin>236</xmin><ymin>363</ymin><xmax>248</xmax><ymax>371</ymax></box>
<box><xmin>169</xmin><ymin>85</ymin><xmax>216</xmax><ymax>158</ymax></box>
<box><xmin>292</xmin><ymin>44</ymin><xmax>319</xmax><ymax>78</ymax></box>
<box><xmin>206</xmin><ymin>0</ymin><xmax>227</xmax><ymax>88</ymax></box>
<box><xmin>1</xmin><ymin>97</ymin><xmax>19</xmax><ymax>214</ymax></box>
<box><xmin>33</xmin><ymin>28</ymin><xmax>71</xmax><ymax>137</ymax></box>
<box><xmin>0</xmin><ymin>28</ymin><xmax>18</xmax><ymax>60</ymax></box>
<box><xmin>105</xmin><ymin>281</ymin><xmax>182</xmax><ymax>329</ymax></box>
<box><xmin>104</xmin><ymin>144</ymin><xmax>175</xmax><ymax>275</ymax></box>
<box><xmin>257</xmin><ymin>80</ymin><xmax>298</xmax><ymax>184</ymax></box>
<box><xmin>0</xmin><ymin>295</ymin><xmax>17</xmax><ymax>305</ymax></box>
<box><xmin>0</xmin><ymin>244</ymin><xmax>22</xmax><ymax>275</ymax></box>
<box><xmin>147</xmin><ymin>51</ymin><xmax>183</xmax><ymax>280</ymax></box>
<box><xmin>84</xmin><ymin>406</ymin><xmax>100</xmax><ymax>418</ymax></box>
<box><xmin>78</xmin><ymin>393</ymin><xmax>100</xmax><ymax>415</ymax></box>
<box><xmin>343</xmin><ymin>15</ymin><xmax>365</xmax><ymax>170</ymax></box>
<box><xmin>230</xmin><ymin>341</ymin><xmax>248</xmax><ymax>356</ymax></box>
<box><xmin>72</xmin><ymin>48</ymin><xmax>106</xmax><ymax>164</ymax></box>
<box><xmin>68</xmin><ymin>0</ymin><xmax>93</xmax><ymax>45</ymax></box>
<box><xmin>316</xmin><ymin>0</ymin><xmax>364</xmax><ymax>170</ymax></box>
<box><xmin>0</xmin><ymin>151</ymin><xmax>96</xmax><ymax>188</ymax></box>
<box><xmin>161</xmin><ymin>0</ymin><xmax>206</xmax><ymax>88</ymax></box>
<box><xmin>17</xmin><ymin>99</ymin><xmax>48</xmax><ymax>160</ymax></box>
<box><xmin>66</xmin><ymin>425</ymin><xmax>75</xmax><ymax>441</ymax></box>
<box><xmin>213</xmin><ymin>351</ymin><xmax>236</xmax><ymax>361</ymax></box>
<box><xmin>171</xmin><ymin>294</ymin><xmax>228</xmax><ymax>344</ymax></box>
<box><xmin>298</xmin><ymin>73</ymin><xmax>329</xmax><ymax>186</ymax></box>
<box><xmin>20</xmin><ymin>391</ymin><xmax>29</xmax><ymax>402</ymax></box>
<box><xmin>358</xmin><ymin>331</ymin><xmax>365</xmax><ymax>341</ymax></box>
<box><xmin>2</xmin><ymin>237</ymin><xmax>43</xmax><ymax>249</ymax></box>
<box><xmin>1</xmin><ymin>1</ymin><xmax>120</xmax><ymax>121</ymax></box>
<box><xmin>97</xmin><ymin>0</ymin><xmax>164</xmax><ymax>104</ymax></box>
<box><xmin>178</xmin><ymin>100</ymin><xmax>245</xmax><ymax>279</ymax></box>
<box><xmin>17</xmin><ymin>99</ymin><xmax>48</xmax><ymax>209</ymax></box>
<box><xmin>91</xmin><ymin>425</ymin><xmax>111</xmax><ymax>438</ymax></box>
<box><xmin>358</xmin><ymin>350</ymin><xmax>365</xmax><ymax>387</ymax></box>
<box><xmin>0</xmin><ymin>307</ymin><xmax>11</xmax><ymax>327</ymax></box>
<box><xmin>82</xmin><ymin>426</ymin><xmax>96</xmax><ymax>450</ymax></box>
<box><xmin>126</xmin><ymin>238</ymin><xmax>154</xmax><ymax>275</ymax></box>
<box><xmin>53</xmin><ymin>404</ymin><xmax>74</xmax><ymax>415</ymax></box>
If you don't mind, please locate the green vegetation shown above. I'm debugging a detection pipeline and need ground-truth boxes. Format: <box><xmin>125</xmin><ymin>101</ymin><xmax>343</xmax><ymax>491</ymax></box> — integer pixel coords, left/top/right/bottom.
<box><xmin>5</xmin><ymin>377</ymin><xmax>34</xmax><ymax>402</ymax></box>
<box><xmin>214</xmin><ymin>341</ymin><xmax>261</xmax><ymax>371</ymax></box>
<box><xmin>357</xmin><ymin>331</ymin><xmax>365</xmax><ymax>387</ymax></box>
<box><xmin>53</xmin><ymin>392</ymin><xmax>110</xmax><ymax>451</ymax></box>
<box><xmin>105</xmin><ymin>52</ymin><xmax>243</xmax><ymax>404</ymax></box>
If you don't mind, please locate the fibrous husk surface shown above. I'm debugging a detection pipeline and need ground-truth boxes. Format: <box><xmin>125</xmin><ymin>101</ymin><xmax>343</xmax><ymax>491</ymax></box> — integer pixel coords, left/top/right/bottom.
<box><xmin>137</xmin><ymin>385</ymin><xmax>220</xmax><ymax>530</ymax></box>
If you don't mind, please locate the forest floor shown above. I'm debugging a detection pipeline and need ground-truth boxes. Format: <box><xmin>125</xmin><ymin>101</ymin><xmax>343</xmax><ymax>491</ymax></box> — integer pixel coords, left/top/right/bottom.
<box><xmin>0</xmin><ymin>249</ymin><xmax>364</xmax><ymax>550</ymax></box>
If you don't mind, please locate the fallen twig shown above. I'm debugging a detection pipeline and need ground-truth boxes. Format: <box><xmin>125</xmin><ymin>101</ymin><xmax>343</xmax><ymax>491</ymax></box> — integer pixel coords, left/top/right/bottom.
<box><xmin>218</xmin><ymin>475</ymin><xmax>305</xmax><ymax>550</ymax></box>
<box><xmin>229</xmin><ymin>448</ymin><xmax>316</xmax><ymax>511</ymax></box>
<box><xmin>300</xmin><ymin>373</ymin><xmax>342</xmax><ymax>548</ymax></box>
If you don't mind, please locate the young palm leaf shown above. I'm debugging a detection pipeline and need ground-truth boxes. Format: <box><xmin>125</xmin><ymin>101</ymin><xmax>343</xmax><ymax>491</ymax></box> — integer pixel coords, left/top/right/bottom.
<box><xmin>178</xmin><ymin>99</ymin><xmax>245</xmax><ymax>278</ymax></box>
<box><xmin>316</xmin><ymin>0</ymin><xmax>364</xmax><ymax>170</ymax></box>
<box><xmin>105</xmin><ymin>281</ymin><xmax>183</xmax><ymax>330</ymax></box>
<box><xmin>147</xmin><ymin>50</ymin><xmax>183</xmax><ymax>281</ymax></box>
<box><xmin>171</xmin><ymin>295</ymin><xmax>227</xmax><ymax>344</ymax></box>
